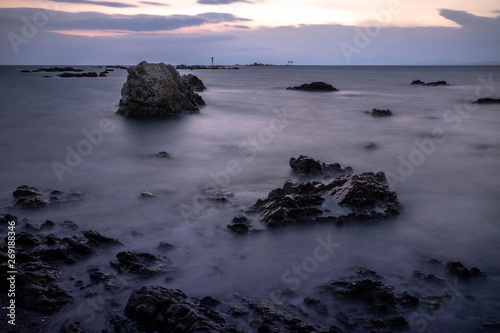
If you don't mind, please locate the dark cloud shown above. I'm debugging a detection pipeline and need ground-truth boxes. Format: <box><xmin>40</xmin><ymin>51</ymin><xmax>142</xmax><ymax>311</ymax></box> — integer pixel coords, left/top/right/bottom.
<box><xmin>51</xmin><ymin>0</ymin><xmax>138</xmax><ymax>8</ymax></box>
<box><xmin>439</xmin><ymin>9</ymin><xmax>500</xmax><ymax>29</ymax></box>
<box><xmin>197</xmin><ymin>0</ymin><xmax>252</xmax><ymax>5</ymax></box>
<box><xmin>140</xmin><ymin>1</ymin><xmax>169</xmax><ymax>6</ymax></box>
<box><xmin>0</xmin><ymin>8</ymin><xmax>250</xmax><ymax>32</ymax></box>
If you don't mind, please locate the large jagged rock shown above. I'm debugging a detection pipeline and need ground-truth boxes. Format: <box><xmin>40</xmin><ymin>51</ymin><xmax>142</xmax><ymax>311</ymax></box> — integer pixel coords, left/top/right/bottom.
<box><xmin>228</xmin><ymin>159</ymin><xmax>401</xmax><ymax>230</ymax></box>
<box><xmin>124</xmin><ymin>286</ymin><xmax>242</xmax><ymax>333</ymax></box>
<box><xmin>327</xmin><ymin>172</ymin><xmax>401</xmax><ymax>219</ymax></box>
<box><xmin>117</xmin><ymin>61</ymin><xmax>205</xmax><ymax>117</ymax></box>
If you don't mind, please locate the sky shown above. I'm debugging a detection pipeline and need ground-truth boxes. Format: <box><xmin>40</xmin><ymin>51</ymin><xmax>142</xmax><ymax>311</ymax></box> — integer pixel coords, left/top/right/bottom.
<box><xmin>0</xmin><ymin>0</ymin><xmax>499</xmax><ymax>65</ymax></box>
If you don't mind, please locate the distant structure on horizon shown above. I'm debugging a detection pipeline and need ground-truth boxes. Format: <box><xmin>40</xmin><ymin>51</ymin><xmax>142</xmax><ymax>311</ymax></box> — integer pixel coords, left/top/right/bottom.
<box><xmin>211</xmin><ymin>57</ymin><xmax>214</xmax><ymax>66</ymax></box>
<box><xmin>288</xmin><ymin>61</ymin><xmax>293</xmax><ymax>66</ymax></box>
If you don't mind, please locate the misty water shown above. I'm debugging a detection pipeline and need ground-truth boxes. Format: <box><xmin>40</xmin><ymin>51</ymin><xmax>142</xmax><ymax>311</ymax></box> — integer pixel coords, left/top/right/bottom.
<box><xmin>1</xmin><ymin>65</ymin><xmax>500</xmax><ymax>331</ymax></box>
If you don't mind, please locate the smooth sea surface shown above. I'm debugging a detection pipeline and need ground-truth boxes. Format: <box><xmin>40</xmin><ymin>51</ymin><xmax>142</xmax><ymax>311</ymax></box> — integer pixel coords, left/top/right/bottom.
<box><xmin>1</xmin><ymin>65</ymin><xmax>500</xmax><ymax>331</ymax></box>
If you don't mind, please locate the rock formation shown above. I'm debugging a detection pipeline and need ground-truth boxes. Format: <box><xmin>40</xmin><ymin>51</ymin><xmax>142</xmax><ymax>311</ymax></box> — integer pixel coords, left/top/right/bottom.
<box><xmin>117</xmin><ymin>61</ymin><xmax>205</xmax><ymax>117</ymax></box>
<box><xmin>286</xmin><ymin>82</ymin><xmax>338</xmax><ymax>91</ymax></box>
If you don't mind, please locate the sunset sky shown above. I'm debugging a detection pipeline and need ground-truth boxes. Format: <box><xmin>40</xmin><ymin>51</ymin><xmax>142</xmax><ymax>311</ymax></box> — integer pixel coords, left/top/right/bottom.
<box><xmin>1</xmin><ymin>0</ymin><xmax>499</xmax><ymax>65</ymax></box>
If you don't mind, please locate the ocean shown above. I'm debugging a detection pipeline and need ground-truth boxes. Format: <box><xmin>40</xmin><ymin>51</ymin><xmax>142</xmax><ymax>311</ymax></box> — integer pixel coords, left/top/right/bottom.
<box><xmin>1</xmin><ymin>65</ymin><xmax>499</xmax><ymax>331</ymax></box>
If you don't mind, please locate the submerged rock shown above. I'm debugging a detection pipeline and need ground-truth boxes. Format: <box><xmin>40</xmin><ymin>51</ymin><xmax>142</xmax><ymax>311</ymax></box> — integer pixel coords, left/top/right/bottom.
<box><xmin>289</xmin><ymin>155</ymin><xmax>353</xmax><ymax>178</ymax></box>
<box><xmin>33</xmin><ymin>67</ymin><xmax>83</xmax><ymax>72</ymax></box>
<box><xmin>124</xmin><ymin>286</ymin><xmax>242</xmax><ymax>333</ymax></box>
<box><xmin>411</xmin><ymin>80</ymin><xmax>448</xmax><ymax>86</ymax></box>
<box><xmin>58</xmin><ymin>72</ymin><xmax>98</xmax><ymax>78</ymax></box>
<box><xmin>370</xmin><ymin>108</ymin><xmax>393</xmax><ymax>117</ymax></box>
<box><xmin>426</xmin><ymin>80</ymin><xmax>448</xmax><ymax>86</ymax></box>
<box><xmin>117</xmin><ymin>61</ymin><xmax>205</xmax><ymax>117</ymax></box>
<box><xmin>12</xmin><ymin>185</ymin><xmax>85</xmax><ymax>209</ymax></box>
<box><xmin>286</xmin><ymin>82</ymin><xmax>338</xmax><ymax>91</ymax></box>
<box><xmin>83</xmin><ymin>230</ymin><xmax>123</xmax><ymax>247</ymax></box>
<box><xmin>472</xmin><ymin>98</ymin><xmax>500</xmax><ymax>104</ymax></box>
<box><xmin>155</xmin><ymin>151</ymin><xmax>171</xmax><ymax>158</ymax></box>
<box><xmin>182</xmin><ymin>73</ymin><xmax>207</xmax><ymax>92</ymax></box>
<box><xmin>445</xmin><ymin>261</ymin><xmax>487</xmax><ymax>278</ymax></box>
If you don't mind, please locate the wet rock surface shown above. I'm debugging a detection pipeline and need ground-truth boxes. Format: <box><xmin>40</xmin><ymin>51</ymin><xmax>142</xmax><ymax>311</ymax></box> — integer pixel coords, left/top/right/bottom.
<box><xmin>286</xmin><ymin>82</ymin><xmax>339</xmax><ymax>91</ymax></box>
<box><xmin>12</xmin><ymin>185</ymin><xmax>85</xmax><ymax>209</ymax></box>
<box><xmin>117</xmin><ymin>61</ymin><xmax>205</xmax><ymax>117</ymax></box>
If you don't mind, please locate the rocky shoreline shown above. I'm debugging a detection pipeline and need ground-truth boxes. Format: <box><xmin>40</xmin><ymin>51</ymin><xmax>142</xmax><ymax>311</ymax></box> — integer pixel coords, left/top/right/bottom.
<box><xmin>0</xmin><ymin>210</ymin><xmax>492</xmax><ymax>332</ymax></box>
<box><xmin>1</xmin><ymin>153</ymin><xmax>494</xmax><ymax>332</ymax></box>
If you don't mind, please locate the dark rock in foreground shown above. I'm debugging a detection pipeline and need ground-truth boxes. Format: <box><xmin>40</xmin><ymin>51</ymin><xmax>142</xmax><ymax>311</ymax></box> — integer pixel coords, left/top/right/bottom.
<box><xmin>20</xmin><ymin>70</ymin><xmax>31</xmax><ymax>73</ymax></box>
<box><xmin>286</xmin><ymin>82</ymin><xmax>338</xmax><ymax>91</ymax></box>
<box><xmin>369</xmin><ymin>108</ymin><xmax>393</xmax><ymax>117</ymax></box>
<box><xmin>182</xmin><ymin>73</ymin><xmax>207</xmax><ymax>92</ymax></box>
<box><xmin>57</xmin><ymin>72</ymin><xmax>98</xmax><ymax>78</ymax></box>
<box><xmin>290</xmin><ymin>155</ymin><xmax>353</xmax><ymax>178</ymax></box>
<box><xmin>117</xmin><ymin>61</ymin><xmax>205</xmax><ymax>117</ymax></box>
<box><xmin>124</xmin><ymin>286</ymin><xmax>242</xmax><ymax>333</ymax></box>
<box><xmin>472</xmin><ymin>98</ymin><xmax>500</xmax><ymax>104</ymax></box>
